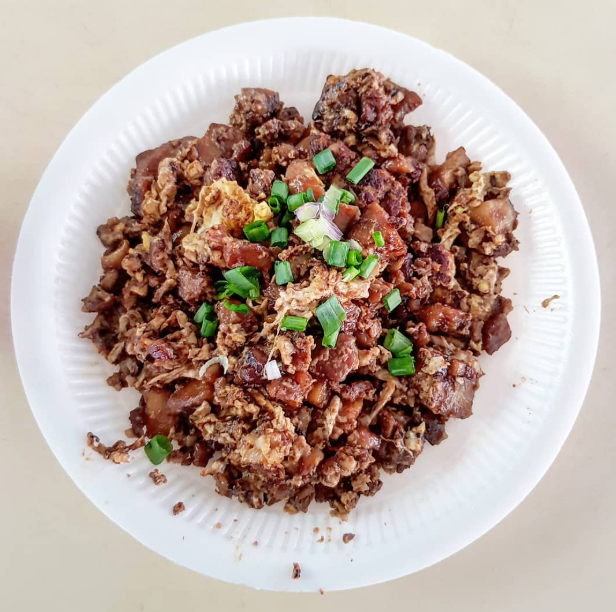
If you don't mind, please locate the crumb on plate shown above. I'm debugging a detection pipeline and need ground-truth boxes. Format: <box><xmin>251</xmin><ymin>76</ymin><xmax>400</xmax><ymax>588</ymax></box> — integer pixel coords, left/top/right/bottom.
<box><xmin>149</xmin><ymin>469</ymin><xmax>167</xmax><ymax>485</ymax></box>
<box><xmin>292</xmin><ymin>562</ymin><xmax>301</xmax><ymax>579</ymax></box>
<box><xmin>541</xmin><ymin>294</ymin><xmax>560</xmax><ymax>308</ymax></box>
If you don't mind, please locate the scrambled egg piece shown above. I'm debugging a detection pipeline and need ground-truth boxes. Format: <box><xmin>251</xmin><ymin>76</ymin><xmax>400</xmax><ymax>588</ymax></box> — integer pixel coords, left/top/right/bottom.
<box><xmin>187</xmin><ymin>178</ymin><xmax>272</xmax><ymax>237</ymax></box>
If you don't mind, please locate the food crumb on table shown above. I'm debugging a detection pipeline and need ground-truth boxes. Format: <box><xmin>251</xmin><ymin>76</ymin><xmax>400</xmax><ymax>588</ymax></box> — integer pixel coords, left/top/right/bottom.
<box><xmin>292</xmin><ymin>563</ymin><xmax>301</xmax><ymax>579</ymax></box>
<box><xmin>148</xmin><ymin>469</ymin><xmax>167</xmax><ymax>485</ymax></box>
<box><xmin>313</xmin><ymin>527</ymin><xmax>319</xmax><ymax>534</ymax></box>
<box><xmin>215</xmin><ymin>522</ymin><xmax>222</xmax><ymax>529</ymax></box>
<box><xmin>172</xmin><ymin>502</ymin><xmax>185</xmax><ymax>515</ymax></box>
<box><xmin>317</xmin><ymin>536</ymin><xmax>325</xmax><ymax>543</ymax></box>
<box><xmin>252</xmin><ymin>541</ymin><xmax>258</xmax><ymax>546</ymax></box>
<box><xmin>342</xmin><ymin>533</ymin><xmax>355</xmax><ymax>543</ymax></box>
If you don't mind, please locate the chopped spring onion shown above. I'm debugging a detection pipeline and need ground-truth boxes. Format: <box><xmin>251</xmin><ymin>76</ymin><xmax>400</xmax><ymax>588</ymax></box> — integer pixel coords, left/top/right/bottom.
<box><xmin>243</xmin><ymin>220</ymin><xmax>270</xmax><ymax>242</ymax></box>
<box><xmin>294</xmin><ymin>218</ymin><xmax>323</xmax><ymax>245</ymax></box>
<box><xmin>322</xmin><ymin>185</ymin><xmax>343</xmax><ymax>216</ymax></box>
<box><xmin>347</xmin><ymin>249</ymin><xmax>363</xmax><ymax>267</ymax></box>
<box><xmin>388</xmin><ymin>355</ymin><xmax>416</xmax><ymax>376</ymax></box>
<box><xmin>346</xmin><ymin>157</ymin><xmax>375</xmax><ymax>184</ymax></box>
<box><xmin>270</xmin><ymin>227</ymin><xmax>288</xmax><ymax>248</ymax></box>
<box><xmin>317</xmin><ymin>195</ymin><xmax>325</xmax><ymax>203</ymax></box>
<box><xmin>222</xmin><ymin>300</ymin><xmax>249</xmax><ymax>315</ymax></box>
<box><xmin>294</xmin><ymin>209</ymin><xmax>342</xmax><ymax>248</ymax></box>
<box><xmin>310</xmin><ymin>235</ymin><xmax>326</xmax><ymax>251</ymax></box>
<box><xmin>223</xmin><ymin>266</ymin><xmax>260</xmax><ymax>299</ymax></box>
<box><xmin>264</xmin><ymin>360</ymin><xmax>282</xmax><ymax>380</ymax></box>
<box><xmin>305</xmin><ymin>188</ymin><xmax>315</xmax><ymax>202</ymax></box>
<box><xmin>238</xmin><ymin>265</ymin><xmax>260</xmax><ymax>282</ymax></box>
<box><xmin>275</xmin><ymin>260</ymin><xmax>294</xmax><ymax>285</ymax></box>
<box><xmin>195</xmin><ymin>301</ymin><xmax>217</xmax><ymax>337</ymax></box>
<box><xmin>436</xmin><ymin>208</ymin><xmax>445</xmax><ymax>229</ymax></box>
<box><xmin>214</xmin><ymin>280</ymin><xmax>233</xmax><ymax>299</ymax></box>
<box><xmin>193</xmin><ymin>302</ymin><xmax>214</xmax><ymax>324</ymax></box>
<box><xmin>384</xmin><ymin>329</ymin><xmax>413</xmax><ymax>357</ymax></box>
<box><xmin>295</xmin><ymin>202</ymin><xmax>320</xmax><ymax>222</ymax></box>
<box><xmin>271</xmin><ymin>180</ymin><xmax>289</xmax><ymax>203</ymax></box>
<box><xmin>326</xmin><ymin>240</ymin><xmax>349</xmax><ymax>268</ymax></box>
<box><xmin>200</xmin><ymin>318</ymin><xmax>218</xmax><ymax>338</ymax></box>
<box><xmin>287</xmin><ymin>192</ymin><xmax>307</xmax><ymax>211</ymax></box>
<box><xmin>321</xmin><ymin>236</ymin><xmax>332</xmax><ymax>260</ymax></box>
<box><xmin>372</xmin><ymin>231</ymin><xmax>385</xmax><ymax>247</ymax></box>
<box><xmin>311</xmin><ymin>234</ymin><xmax>328</xmax><ymax>249</ymax></box>
<box><xmin>341</xmin><ymin>267</ymin><xmax>360</xmax><ymax>282</ymax></box>
<box><xmin>281</xmin><ymin>315</ymin><xmax>308</xmax><ymax>332</ymax></box>
<box><xmin>322</xmin><ymin>328</ymin><xmax>340</xmax><ymax>348</ymax></box>
<box><xmin>316</xmin><ymin>215</ymin><xmax>342</xmax><ymax>241</ymax></box>
<box><xmin>267</xmin><ymin>196</ymin><xmax>281</xmax><ymax>214</ymax></box>
<box><xmin>383</xmin><ymin>288</ymin><xmax>401</xmax><ymax>312</ymax></box>
<box><xmin>144</xmin><ymin>434</ymin><xmax>173</xmax><ymax>465</ymax></box>
<box><xmin>348</xmin><ymin>238</ymin><xmax>362</xmax><ymax>252</ymax></box>
<box><xmin>280</xmin><ymin>210</ymin><xmax>294</xmax><ymax>226</ymax></box>
<box><xmin>312</xmin><ymin>148</ymin><xmax>336</xmax><ymax>174</ymax></box>
<box><xmin>340</xmin><ymin>189</ymin><xmax>356</xmax><ymax>204</ymax></box>
<box><xmin>217</xmin><ymin>277</ymin><xmax>255</xmax><ymax>300</ymax></box>
<box><xmin>358</xmin><ymin>254</ymin><xmax>379</xmax><ymax>278</ymax></box>
<box><xmin>315</xmin><ymin>295</ymin><xmax>346</xmax><ymax>337</ymax></box>
<box><xmin>319</xmin><ymin>207</ymin><xmax>335</xmax><ymax>221</ymax></box>
<box><xmin>311</xmin><ymin>236</ymin><xmax>326</xmax><ymax>250</ymax></box>
<box><xmin>198</xmin><ymin>355</ymin><xmax>229</xmax><ymax>377</ymax></box>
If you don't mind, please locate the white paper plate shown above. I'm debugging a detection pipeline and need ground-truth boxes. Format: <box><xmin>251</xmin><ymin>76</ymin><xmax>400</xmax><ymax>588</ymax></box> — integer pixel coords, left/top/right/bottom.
<box><xmin>11</xmin><ymin>18</ymin><xmax>600</xmax><ymax>591</ymax></box>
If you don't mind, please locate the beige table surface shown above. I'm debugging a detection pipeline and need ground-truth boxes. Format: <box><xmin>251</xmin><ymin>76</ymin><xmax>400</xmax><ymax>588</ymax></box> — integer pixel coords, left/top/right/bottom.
<box><xmin>2</xmin><ymin>0</ymin><xmax>615</xmax><ymax>609</ymax></box>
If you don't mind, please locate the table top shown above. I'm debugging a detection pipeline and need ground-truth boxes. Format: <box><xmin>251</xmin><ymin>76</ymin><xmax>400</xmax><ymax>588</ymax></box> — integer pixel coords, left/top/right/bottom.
<box><xmin>1</xmin><ymin>1</ymin><xmax>614</xmax><ymax>610</ymax></box>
